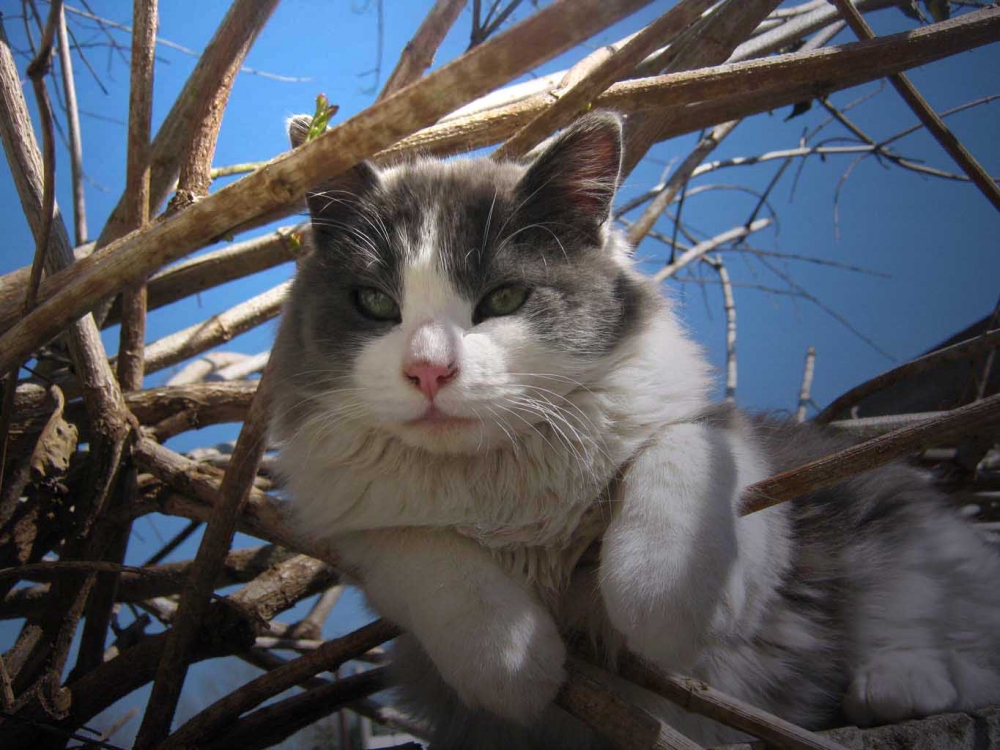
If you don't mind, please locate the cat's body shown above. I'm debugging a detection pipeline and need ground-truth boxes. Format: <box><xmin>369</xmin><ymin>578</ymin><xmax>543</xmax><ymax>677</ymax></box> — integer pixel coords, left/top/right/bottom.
<box><xmin>270</xmin><ymin>112</ymin><xmax>1000</xmax><ymax>747</ymax></box>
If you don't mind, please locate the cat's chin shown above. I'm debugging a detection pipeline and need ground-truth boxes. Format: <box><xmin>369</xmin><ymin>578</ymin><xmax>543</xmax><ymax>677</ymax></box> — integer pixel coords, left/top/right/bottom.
<box><xmin>387</xmin><ymin>411</ymin><xmax>503</xmax><ymax>456</ymax></box>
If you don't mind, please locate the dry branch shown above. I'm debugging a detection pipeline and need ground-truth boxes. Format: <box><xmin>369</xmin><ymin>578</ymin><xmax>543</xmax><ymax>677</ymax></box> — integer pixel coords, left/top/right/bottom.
<box><xmin>817</xmin><ymin>327</ymin><xmax>1000</xmax><ymax>423</ymax></box>
<box><xmin>653</xmin><ymin>219</ymin><xmax>772</xmax><ymax>283</ymax></box>
<box><xmin>199</xmin><ymin>666</ymin><xmax>392</xmax><ymax>750</ymax></box>
<box><xmin>161</xmin><ymin>619</ymin><xmax>400</xmax><ymax>748</ymax></box>
<box><xmin>132</xmin><ymin>281</ymin><xmax>291</xmax><ymax>376</ymax></box>
<box><xmin>627</xmin><ymin>120</ymin><xmax>740</xmax><ymax>245</ymax></box>
<box><xmin>55</xmin><ymin>4</ymin><xmax>85</xmax><ymax>246</ymax></box>
<box><xmin>0</xmin><ymin>545</ymin><xmax>297</xmax><ymax>620</ymax></box>
<box><xmin>621</xmin><ymin>0</ymin><xmax>782</xmax><ymax>177</ymax></box>
<box><xmin>379</xmin><ymin>0</ymin><xmax>467</xmax><ymax>99</ymax></box>
<box><xmin>557</xmin><ymin>659</ymin><xmax>704</xmax><ymax>750</ymax></box>
<box><xmin>95</xmin><ymin>0</ymin><xmax>282</xmax><ymax>250</ymax></box>
<box><xmin>493</xmin><ymin>0</ymin><xmax>715</xmax><ymax>160</ymax></box>
<box><xmin>615</xmin><ymin>652</ymin><xmax>847</xmax><ymax>750</ymax></box>
<box><xmin>742</xmin><ymin>393</ymin><xmax>1000</xmax><ymax>515</ymax></box>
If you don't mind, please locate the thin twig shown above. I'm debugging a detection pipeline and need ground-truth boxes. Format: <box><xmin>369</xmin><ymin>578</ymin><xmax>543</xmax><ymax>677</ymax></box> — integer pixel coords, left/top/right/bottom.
<box><xmin>627</xmin><ymin>120</ymin><xmax>740</xmax><ymax>245</ymax></box>
<box><xmin>653</xmin><ymin>218</ymin><xmax>772</xmax><ymax>283</ymax></box>
<box><xmin>797</xmin><ymin>347</ymin><xmax>816</xmax><ymax>422</ymax></box>
<box><xmin>55</xmin><ymin>3</ymin><xmax>85</xmax><ymax>245</ymax></box>
<box><xmin>160</xmin><ymin>619</ymin><xmax>400</xmax><ymax>749</ymax></box>
<box><xmin>378</xmin><ymin>0</ymin><xmax>467</xmax><ymax>99</ymax></box>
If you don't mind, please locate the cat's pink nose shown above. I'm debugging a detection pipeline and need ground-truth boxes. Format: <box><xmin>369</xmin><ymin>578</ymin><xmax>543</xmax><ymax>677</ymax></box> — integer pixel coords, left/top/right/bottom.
<box><xmin>403</xmin><ymin>361</ymin><xmax>457</xmax><ymax>400</ymax></box>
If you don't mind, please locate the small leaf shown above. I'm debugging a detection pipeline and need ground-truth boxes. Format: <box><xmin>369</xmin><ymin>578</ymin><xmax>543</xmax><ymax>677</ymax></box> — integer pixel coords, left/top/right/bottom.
<box><xmin>306</xmin><ymin>93</ymin><xmax>340</xmax><ymax>142</ymax></box>
<box><xmin>923</xmin><ymin>0</ymin><xmax>950</xmax><ymax>22</ymax></box>
<box><xmin>785</xmin><ymin>100</ymin><xmax>813</xmax><ymax>122</ymax></box>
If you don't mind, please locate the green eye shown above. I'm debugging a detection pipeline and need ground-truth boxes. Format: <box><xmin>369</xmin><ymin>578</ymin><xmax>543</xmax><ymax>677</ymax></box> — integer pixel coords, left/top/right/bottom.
<box><xmin>354</xmin><ymin>287</ymin><xmax>400</xmax><ymax>322</ymax></box>
<box><xmin>476</xmin><ymin>285</ymin><xmax>529</xmax><ymax>322</ymax></box>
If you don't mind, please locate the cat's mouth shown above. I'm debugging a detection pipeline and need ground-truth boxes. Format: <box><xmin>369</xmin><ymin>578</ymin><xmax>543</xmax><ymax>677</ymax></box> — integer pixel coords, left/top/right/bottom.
<box><xmin>406</xmin><ymin>405</ymin><xmax>477</xmax><ymax>430</ymax></box>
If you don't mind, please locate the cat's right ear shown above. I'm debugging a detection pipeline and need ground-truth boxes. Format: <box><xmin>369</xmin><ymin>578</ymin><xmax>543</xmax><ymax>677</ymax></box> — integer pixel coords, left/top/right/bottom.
<box><xmin>286</xmin><ymin>114</ymin><xmax>381</xmax><ymax>233</ymax></box>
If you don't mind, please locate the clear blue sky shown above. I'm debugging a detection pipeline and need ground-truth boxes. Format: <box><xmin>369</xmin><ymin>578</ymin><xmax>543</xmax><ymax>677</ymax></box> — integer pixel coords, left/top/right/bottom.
<box><xmin>1</xmin><ymin>1</ymin><xmax>997</xmax><ymax>744</ymax></box>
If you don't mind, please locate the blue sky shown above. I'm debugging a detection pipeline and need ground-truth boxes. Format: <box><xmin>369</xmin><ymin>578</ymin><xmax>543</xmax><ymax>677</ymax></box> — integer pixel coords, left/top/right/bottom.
<box><xmin>1</xmin><ymin>1</ymin><xmax>998</xmax><ymax>744</ymax></box>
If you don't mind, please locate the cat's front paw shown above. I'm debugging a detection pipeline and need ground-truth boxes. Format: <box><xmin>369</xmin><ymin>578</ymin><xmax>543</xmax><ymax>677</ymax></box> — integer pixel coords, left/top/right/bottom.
<box><xmin>428</xmin><ymin>597</ymin><xmax>566</xmax><ymax>725</ymax></box>
<box><xmin>844</xmin><ymin>650</ymin><xmax>958</xmax><ymax>726</ymax></box>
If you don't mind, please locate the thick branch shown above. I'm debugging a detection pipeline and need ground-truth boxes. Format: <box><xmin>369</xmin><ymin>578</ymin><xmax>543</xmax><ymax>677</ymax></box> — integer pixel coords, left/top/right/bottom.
<box><xmin>741</xmin><ymin>393</ymin><xmax>1000</xmax><ymax>515</ymax></box>
<box><xmin>816</xmin><ymin>328</ymin><xmax>1000</xmax><ymax>423</ymax></box>
<box><xmin>161</xmin><ymin>619</ymin><xmax>400</xmax><ymax>748</ymax></box>
<box><xmin>493</xmin><ymin>0</ymin><xmax>715</xmax><ymax>160</ymax></box>
<box><xmin>379</xmin><ymin>0</ymin><xmax>467</xmax><ymax>99</ymax></box>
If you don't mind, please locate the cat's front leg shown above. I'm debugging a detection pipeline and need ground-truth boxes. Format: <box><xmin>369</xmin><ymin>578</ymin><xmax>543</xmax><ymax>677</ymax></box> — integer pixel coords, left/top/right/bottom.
<box><xmin>600</xmin><ymin>422</ymin><xmax>779</xmax><ymax>672</ymax></box>
<box><xmin>335</xmin><ymin>527</ymin><xmax>565</xmax><ymax>724</ymax></box>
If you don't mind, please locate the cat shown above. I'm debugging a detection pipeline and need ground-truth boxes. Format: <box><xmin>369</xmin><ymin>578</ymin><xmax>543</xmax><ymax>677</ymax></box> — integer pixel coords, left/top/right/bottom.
<box><xmin>268</xmin><ymin>111</ymin><xmax>1000</xmax><ymax>748</ymax></box>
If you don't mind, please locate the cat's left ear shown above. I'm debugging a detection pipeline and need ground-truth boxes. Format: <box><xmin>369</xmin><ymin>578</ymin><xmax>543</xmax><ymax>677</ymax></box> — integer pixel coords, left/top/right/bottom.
<box><xmin>516</xmin><ymin>111</ymin><xmax>623</xmax><ymax>237</ymax></box>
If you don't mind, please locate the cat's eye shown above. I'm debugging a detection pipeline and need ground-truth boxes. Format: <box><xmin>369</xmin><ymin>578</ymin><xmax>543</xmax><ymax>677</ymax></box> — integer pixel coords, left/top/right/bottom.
<box><xmin>475</xmin><ymin>285</ymin><xmax>529</xmax><ymax>322</ymax></box>
<box><xmin>354</xmin><ymin>287</ymin><xmax>400</xmax><ymax>322</ymax></box>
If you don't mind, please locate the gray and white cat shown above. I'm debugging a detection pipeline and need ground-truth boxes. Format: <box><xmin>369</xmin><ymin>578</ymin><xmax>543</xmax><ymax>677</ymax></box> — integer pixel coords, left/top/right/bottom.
<box><xmin>269</xmin><ymin>111</ymin><xmax>1000</xmax><ymax>748</ymax></box>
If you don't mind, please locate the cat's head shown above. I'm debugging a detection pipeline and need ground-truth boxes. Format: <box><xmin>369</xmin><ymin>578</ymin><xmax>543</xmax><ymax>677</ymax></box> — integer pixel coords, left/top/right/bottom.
<box><xmin>271</xmin><ymin>111</ymin><xmax>657</xmax><ymax>455</ymax></box>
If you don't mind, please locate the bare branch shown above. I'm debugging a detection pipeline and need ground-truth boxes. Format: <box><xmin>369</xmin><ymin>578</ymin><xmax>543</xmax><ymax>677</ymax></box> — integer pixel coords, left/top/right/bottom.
<box><xmin>627</xmin><ymin>119</ymin><xmax>740</xmax><ymax>245</ymax></box>
<box><xmin>161</xmin><ymin>619</ymin><xmax>400</xmax><ymax>749</ymax></box>
<box><xmin>557</xmin><ymin>658</ymin><xmax>705</xmax><ymax>750</ymax></box>
<box><xmin>622</xmin><ymin>0</ymin><xmax>782</xmax><ymax>177</ymax></box>
<box><xmin>816</xmin><ymin>328</ymin><xmax>1000</xmax><ymax>423</ymax></box>
<box><xmin>55</xmin><ymin>4</ymin><xmax>85</xmax><ymax>245</ymax></box>
<box><xmin>4</xmin><ymin>8</ymin><xmax>997</xmax><ymax>372</ymax></box>
<box><xmin>378</xmin><ymin>0</ymin><xmax>467</xmax><ymax>99</ymax></box>
<box><xmin>742</xmin><ymin>393</ymin><xmax>1000</xmax><ymax>515</ymax></box>
<box><xmin>653</xmin><ymin>218</ymin><xmax>772</xmax><ymax>283</ymax></box>
<box><xmin>494</xmin><ymin>0</ymin><xmax>715</xmax><ymax>161</ymax></box>
<box><xmin>797</xmin><ymin>347</ymin><xmax>817</xmax><ymax>422</ymax></box>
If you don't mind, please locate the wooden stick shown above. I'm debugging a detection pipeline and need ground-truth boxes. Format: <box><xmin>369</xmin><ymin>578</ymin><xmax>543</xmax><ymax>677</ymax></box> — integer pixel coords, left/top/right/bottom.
<box><xmin>131</xmin><ymin>281</ymin><xmax>290</xmax><ymax>376</ymax></box>
<box><xmin>816</xmin><ymin>328</ymin><xmax>1000</xmax><ymax>423</ymax></box>
<box><xmin>76</xmin><ymin>0</ymin><xmax>158</xmax><ymax>683</ymax></box>
<box><xmin>199</xmin><ymin>667</ymin><xmax>392</xmax><ymax>750</ymax></box>
<box><xmin>104</xmin><ymin>224</ymin><xmax>304</xmax><ymax>326</ymax></box>
<box><xmin>558</xmin><ymin>659</ymin><xmax>704</xmax><ymax>750</ymax></box>
<box><xmin>622</xmin><ymin>0</ymin><xmax>782</xmax><ymax>177</ymax></box>
<box><xmin>493</xmin><ymin>0</ymin><xmax>715</xmax><ymax>161</ymax></box>
<box><xmin>616</xmin><ymin>652</ymin><xmax>848</xmax><ymax>750</ymax></box>
<box><xmin>55</xmin><ymin>4</ymin><xmax>86</xmax><ymax>246</ymax></box>
<box><xmin>379</xmin><ymin>0</ymin><xmax>467</xmax><ymax>99</ymax></box>
<box><xmin>741</xmin><ymin>393</ymin><xmax>1000</xmax><ymax>515</ymax></box>
<box><xmin>653</xmin><ymin>219</ymin><xmax>772</xmax><ymax>282</ymax></box>
<box><xmin>830</xmin><ymin>0</ymin><xmax>1000</xmax><ymax>211</ymax></box>
<box><xmin>161</xmin><ymin>619</ymin><xmax>400</xmax><ymax>748</ymax></box>
<box><xmin>797</xmin><ymin>347</ymin><xmax>816</xmax><ymax>422</ymax></box>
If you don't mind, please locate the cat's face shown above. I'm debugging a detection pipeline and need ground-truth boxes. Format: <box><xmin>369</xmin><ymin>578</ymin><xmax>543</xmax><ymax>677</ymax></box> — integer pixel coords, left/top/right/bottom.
<box><xmin>272</xmin><ymin>112</ymin><xmax>652</xmax><ymax>455</ymax></box>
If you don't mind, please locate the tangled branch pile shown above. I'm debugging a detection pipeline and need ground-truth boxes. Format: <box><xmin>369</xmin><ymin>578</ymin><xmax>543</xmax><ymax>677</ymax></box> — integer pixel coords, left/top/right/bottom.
<box><xmin>1</xmin><ymin>1</ymin><xmax>998</xmax><ymax>748</ymax></box>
